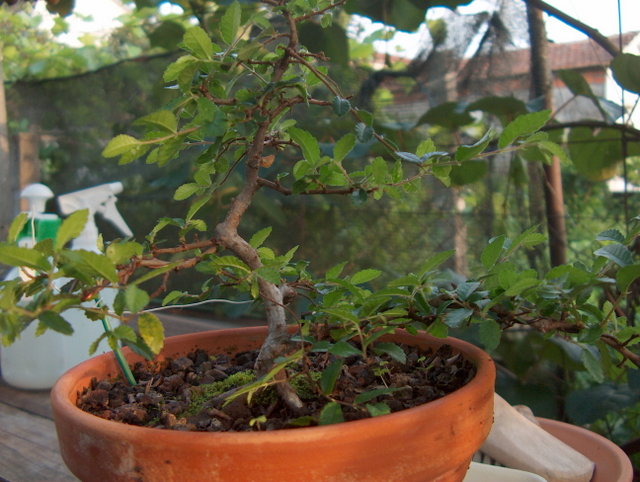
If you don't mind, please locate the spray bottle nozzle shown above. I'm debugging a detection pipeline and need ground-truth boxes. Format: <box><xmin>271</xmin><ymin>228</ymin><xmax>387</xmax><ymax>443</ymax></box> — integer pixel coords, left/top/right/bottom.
<box><xmin>57</xmin><ymin>182</ymin><xmax>133</xmax><ymax>251</ymax></box>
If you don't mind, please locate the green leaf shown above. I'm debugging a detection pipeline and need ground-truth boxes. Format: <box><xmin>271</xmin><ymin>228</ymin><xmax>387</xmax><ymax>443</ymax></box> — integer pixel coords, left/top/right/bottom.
<box><xmin>611</xmin><ymin>53</ymin><xmax>640</xmax><ymax>95</ymax></box>
<box><xmin>596</xmin><ymin>229</ymin><xmax>624</xmax><ymax>243</ymax></box>
<box><xmin>183</xmin><ymin>26</ymin><xmax>213</xmax><ymax>59</ymax></box>
<box><xmin>366</xmin><ymin>402</ymin><xmax>391</xmax><ymax>417</ymax></box>
<box><xmin>455</xmin><ymin>128</ymin><xmax>493</xmax><ymax>162</ymax></box>
<box><xmin>8</xmin><ymin>213</ymin><xmax>28</xmax><ymax>243</ymax></box>
<box><xmin>355</xmin><ymin>123</ymin><xmax>374</xmax><ymax>143</ymax></box>
<box><xmin>174</xmin><ymin>183</ymin><xmax>201</xmax><ymax>201</ymax></box>
<box><xmin>320</xmin><ymin>359</ymin><xmax>342</xmax><ymax>395</ymax></box>
<box><xmin>332</xmin><ymin>96</ymin><xmax>351</xmax><ymax>116</ymax></box>
<box><xmin>135</xmin><ymin>110</ymin><xmax>177</xmax><ymax>133</ymax></box>
<box><xmin>249</xmin><ymin>227</ymin><xmax>273</xmax><ymax>249</ymax></box>
<box><xmin>538</xmin><ymin>140</ymin><xmax>569</xmax><ymax>164</ymax></box>
<box><xmin>319</xmin><ymin>401</ymin><xmax>344</xmax><ymax>425</ymax></box>
<box><xmin>138</xmin><ymin>312</ymin><xmax>165</xmax><ymax>355</ymax></box>
<box><xmin>289</xmin><ymin>127</ymin><xmax>320</xmax><ymax>163</ymax></box>
<box><xmin>445</xmin><ymin>308</ymin><xmax>474</xmax><ymax>328</ymax></box>
<box><xmin>106</xmin><ymin>241</ymin><xmax>143</xmax><ymax>265</ymax></box>
<box><xmin>457</xmin><ymin>281</ymin><xmax>480</xmax><ymax>301</ymax></box>
<box><xmin>430</xmin><ymin>319</ymin><xmax>449</xmax><ymax>338</ymax></box>
<box><xmin>478</xmin><ymin>319</ymin><xmax>501</xmax><ymax>351</ymax></box>
<box><xmin>220</xmin><ymin>1</ymin><xmax>242</xmax><ymax>45</ymax></box>
<box><xmin>580</xmin><ymin>348</ymin><xmax>604</xmax><ymax>383</ymax></box>
<box><xmin>0</xmin><ymin>244</ymin><xmax>51</xmax><ymax>271</ymax></box>
<box><xmin>328</xmin><ymin>341</ymin><xmax>363</xmax><ymax>357</ymax></box>
<box><xmin>102</xmin><ymin>134</ymin><xmax>141</xmax><ymax>158</ymax></box>
<box><xmin>396</xmin><ymin>151</ymin><xmax>422</xmax><ymax>164</ymax></box>
<box><xmin>62</xmin><ymin>249</ymin><xmax>118</xmax><ymax>284</ymax></box>
<box><xmin>481</xmin><ymin>235</ymin><xmax>506</xmax><ymax>270</ymax></box>
<box><xmin>333</xmin><ymin>134</ymin><xmax>356</xmax><ymax>163</ymax></box>
<box><xmin>594</xmin><ymin>243</ymin><xmax>633</xmax><ymax>268</ymax></box>
<box><xmin>125</xmin><ymin>285</ymin><xmax>149</xmax><ymax>314</ymax></box>
<box><xmin>351</xmin><ymin>269</ymin><xmax>381</xmax><ymax>285</ymax></box>
<box><xmin>373</xmin><ymin>342</ymin><xmax>407</xmax><ymax>363</ymax></box>
<box><xmin>498</xmin><ymin>110</ymin><xmax>551</xmax><ymax>149</ymax></box>
<box><xmin>255</xmin><ymin>267</ymin><xmax>281</xmax><ymax>284</ymax></box>
<box><xmin>617</xmin><ymin>264</ymin><xmax>640</xmax><ymax>292</ymax></box>
<box><xmin>326</xmin><ymin>261</ymin><xmax>347</xmax><ymax>279</ymax></box>
<box><xmin>355</xmin><ymin>387</ymin><xmax>401</xmax><ymax>404</ymax></box>
<box><xmin>56</xmin><ymin>209</ymin><xmax>89</xmax><ymax>250</ymax></box>
<box><xmin>417</xmin><ymin>249</ymin><xmax>456</xmax><ymax>278</ymax></box>
<box><xmin>503</xmin><ymin>278</ymin><xmax>540</xmax><ymax>297</ymax></box>
<box><xmin>37</xmin><ymin>311</ymin><xmax>73</xmax><ymax>335</ymax></box>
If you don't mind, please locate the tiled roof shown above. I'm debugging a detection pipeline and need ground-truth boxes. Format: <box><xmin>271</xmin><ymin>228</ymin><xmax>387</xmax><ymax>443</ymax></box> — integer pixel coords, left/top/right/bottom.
<box><xmin>485</xmin><ymin>31</ymin><xmax>638</xmax><ymax>76</ymax></box>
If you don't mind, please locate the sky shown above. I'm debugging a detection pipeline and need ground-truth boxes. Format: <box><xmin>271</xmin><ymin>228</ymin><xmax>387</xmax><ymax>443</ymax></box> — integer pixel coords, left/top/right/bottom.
<box><xmin>36</xmin><ymin>0</ymin><xmax>640</xmax><ymax>55</ymax></box>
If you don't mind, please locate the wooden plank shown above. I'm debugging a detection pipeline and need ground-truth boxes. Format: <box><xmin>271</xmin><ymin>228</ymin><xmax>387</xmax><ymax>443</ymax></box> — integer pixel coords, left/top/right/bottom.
<box><xmin>0</xmin><ymin>401</ymin><xmax>77</xmax><ymax>482</ymax></box>
<box><xmin>0</xmin><ymin>379</ymin><xmax>53</xmax><ymax>420</ymax></box>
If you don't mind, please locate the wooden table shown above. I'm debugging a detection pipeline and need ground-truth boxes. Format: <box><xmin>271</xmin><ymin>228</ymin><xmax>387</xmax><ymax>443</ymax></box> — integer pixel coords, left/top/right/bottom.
<box><xmin>0</xmin><ymin>312</ymin><xmax>266</xmax><ymax>482</ymax></box>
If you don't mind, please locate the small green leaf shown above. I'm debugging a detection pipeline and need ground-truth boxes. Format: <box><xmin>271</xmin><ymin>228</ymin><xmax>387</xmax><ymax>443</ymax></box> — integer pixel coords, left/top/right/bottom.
<box><xmin>38</xmin><ymin>311</ymin><xmax>73</xmax><ymax>335</ymax></box>
<box><xmin>319</xmin><ymin>401</ymin><xmax>344</xmax><ymax>425</ymax></box>
<box><xmin>326</xmin><ymin>261</ymin><xmax>348</xmax><ymax>279</ymax></box>
<box><xmin>102</xmin><ymin>135</ymin><xmax>141</xmax><ymax>158</ymax></box>
<box><xmin>611</xmin><ymin>53</ymin><xmax>640</xmax><ymax>95</ymax></box>
<box><xmin>351</xmin><ymin>269</ymin><xmax>381</xmax><ymax>285</ymax></box>
<box><xmin>457</xmin><ymin>281</ymin><xmax>480</xmax><ymax>301</ymax></box>
<box><xmin>455</xmin><ymin>128</ymin><xmax>493</xmax><ymax>162</ymax></box>
<box><xmin>328</xmin><ymin>341</ymin><xmax>363</xmax><ymax>357</ymax></box>
<box><xmin>333</xmin><ymin>134</ymin><xmax>356</xmax><ymax>163</ymax></box>
<box><xmin>417</xmin><ymin>250</ymin><xmax>456</xmax><ymax>277</ymax></box>
<box><xmin>255</xmin><ymin>267</ymin><xmax>281</xmax><ymax>284</ymax></box>
<box><xmin>596</xmin><ymin>229</ymin><xmax>624</xmax><ymax>243</ymax></box>
<box><xmin>106</xmin><ymin>241</ymin><xmax>143</xmax><ymax>265</ymax></box>
<box><xmin>220</xmin><ymin>1</ymin><xmax>241</xmax><ymax>45</ymax></box>
<box><xmin>8</xmin><ymin>213</ymin><xmax>28</xmax><ymax>243</ymax></box>
<box><xmin>134</xmin><ymin>110</ymin><xmax>177</xmax><ymax>133</ymax></box>
<box><xmin>138</xmin><ymin>312</ymin><xmax>165</xmax><ymax>355</ymax></box>
<box><xmin>250</xmin><ymin>227</ymin><xmax>273</xmax><ymax>249</ymax></box>
<box><xmin>125</xmin><ymin>285</ymin><xmax>149</xmax><ymax>314</ymax></box>
<box><xmin>356</xmin><ymin>123</ymin><xmax>374</xmax><ymax>143</ymax></box>
<box><xmin>445</xmin><ymin>308</ymin><xmax>474</xmax><ymax>328</ymax></box>
<box><xmin>373</xmin><ymin>342</ymin><xmax>407</xmax><ymax>363</ymax></box>
<box><xmin>580</xmin><ymin>348</ymin><xmax>604</xmax><ymax>383</ymax></box>
<box><xmin>320</xmin><ymin>359</ymin><xmax>343</xmax><ymax>395</ymax></box>
<box><xmin>481</xmin><ymin>235</ymin><xmax>506</xmax><ymax>270</ymax></box>
<box><xmin>594</xmin><ymin>243</ymin><xmax>633</xmax><ymax>268</ymax></box>
<box><xmin>366</xmin><ymin>402</ymin><xmax>391</xmax><ymax>417</ymax></box>
<box><xmin>183</xmin><ymin>26</ymin><xmax>213</xmax><ymax>59</ymax></box>
<box><xmin>62</xmin><ymin>249</ymin><xmax>118</xmax><ymax>284</ymax></box>
<box><xmin>332</xmin><ymin>96</ymin><xmax>351</xmax><ymax>116</ymax></box>
<box><xmin>396</xmin><ymin>151</ymin><xmax>422</xmax><ymax>164</ymax></box>
<box><xmin>617</xmin><ymin>264</ymin><xmax>640</xmax><ymax>292</ymax></box>
<box><xmin>478</xmin><ymin>319</ymin><xmax>501</xmax><ymax>351</ymax></box>
<box><xmin>355</xmin><ymin>387</ymin><xmax>401</xmax><ymax>404</ymax></box>
<box><xmin>174</xmin><ymin>183</ymin><xmax>201</xmax><ymax>201</ymax></box>
<box><xmin>499</xmin><ymin>110</ymin><xmax>551</xmax><ymax>149</ymax></box>
<box><xmin>0</xmin><ymin>244</ymin><xmax>51</xmax><ymax>271</ymax></box>
<box><xmin>56</xmin><ymin>209</ymin><xmax>89</xmax><ymax>249</ymax></box>
<box><xmin>289</xmin><ymin>127</ymin><xmax>320</xmax><ymax>163</ymax></box>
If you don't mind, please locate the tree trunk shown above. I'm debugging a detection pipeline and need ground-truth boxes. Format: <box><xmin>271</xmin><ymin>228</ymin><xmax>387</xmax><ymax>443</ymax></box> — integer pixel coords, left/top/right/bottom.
<box><xmin>527</xmin><ymin>5</ymin><xmax>568</xmax><ymax>267</ymax></box>
<box><xmin>0</xmin><ymin>43</ymin><xmax>19</xmax><ymax>247</ymax></box>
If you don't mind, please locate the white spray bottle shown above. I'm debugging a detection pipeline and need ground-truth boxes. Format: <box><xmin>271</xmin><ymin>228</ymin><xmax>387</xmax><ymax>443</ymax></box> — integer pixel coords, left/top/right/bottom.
<box><xmin>1</xmin><ymin>183</ymin><xmax>132</xmax><ymax>389</ymax></box>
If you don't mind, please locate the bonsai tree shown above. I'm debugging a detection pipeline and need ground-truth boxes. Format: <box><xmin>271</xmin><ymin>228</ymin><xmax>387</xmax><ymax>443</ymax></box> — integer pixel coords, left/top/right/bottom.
<box><xmin>1</xmin><ymin>0</ymin><xmax>640</xmax><ymax>423</ymax></box>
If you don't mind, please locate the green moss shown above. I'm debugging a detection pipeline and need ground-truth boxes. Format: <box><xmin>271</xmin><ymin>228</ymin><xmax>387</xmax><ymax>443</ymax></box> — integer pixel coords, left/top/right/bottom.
<box><xmin>254</xmin><ymin>371</ymin><xmax>321</xmax><ymax>405</ymax></box>
<box><xmin>184</xmin><ymin>370</ymin><xmax>256</xmax><ymax>416</ymax></box>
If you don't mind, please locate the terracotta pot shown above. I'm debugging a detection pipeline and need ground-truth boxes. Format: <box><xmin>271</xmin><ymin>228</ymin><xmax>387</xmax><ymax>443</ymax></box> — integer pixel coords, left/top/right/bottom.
<box><xmin>51</xmin><ymin>327</ymin><xmax>496</xmax><ymax>482</ymax></box>
<box><xmin>537</xmin><ymin>418</ymin><xmax>634</xmax><ymax>482</ymax></box>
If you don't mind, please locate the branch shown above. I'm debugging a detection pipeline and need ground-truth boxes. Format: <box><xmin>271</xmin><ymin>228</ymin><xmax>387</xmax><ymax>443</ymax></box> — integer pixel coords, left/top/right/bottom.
<box><xmin>523</xmin><ymin>0</ymin><xmax>621</xmax><ymax>57</ymax></box>
<box><xmin>541</xmin><ymin>121</ymin><xmax>640</xmax><ymax>140</ymax></box>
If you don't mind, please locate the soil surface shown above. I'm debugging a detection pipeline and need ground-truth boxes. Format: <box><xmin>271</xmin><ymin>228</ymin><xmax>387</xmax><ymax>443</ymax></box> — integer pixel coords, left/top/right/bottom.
<box><xmin>77</xmin><ymin>340</ymin><xmax>476</xmax><ymax>432</ymax></box>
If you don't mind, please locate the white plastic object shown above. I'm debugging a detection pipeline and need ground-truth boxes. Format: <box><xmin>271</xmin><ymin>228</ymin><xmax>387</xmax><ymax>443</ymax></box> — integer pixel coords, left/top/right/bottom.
<box><xmin>20</xmin><ymin>183</ymin><xmax>54</xmax><ymax>214</ymax></box>
<box><xmin>0</xmin><ymin>287</ymin><xmax>118</xmax><ymax>390</ymax></box>
<box><xmin>57</xmin><ymin>181</ymin><xmax>133</xmax><ymax>250</ymax></box>
<box><xmin>1</xmin><ymin>182</ymin><xmax>130</xmax><ymax>390</ymax></box>
<box><xmin>463</xmin><ymin>462</ymin><xmax>548</xmax><ymax>482</ymax></box>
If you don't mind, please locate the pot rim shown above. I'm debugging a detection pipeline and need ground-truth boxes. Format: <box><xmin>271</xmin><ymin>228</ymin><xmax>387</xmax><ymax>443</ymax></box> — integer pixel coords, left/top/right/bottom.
<box><xmin>51</xmin><ymin>326</ymin><xmax>495</xmax><ymax>442</ymax></box>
